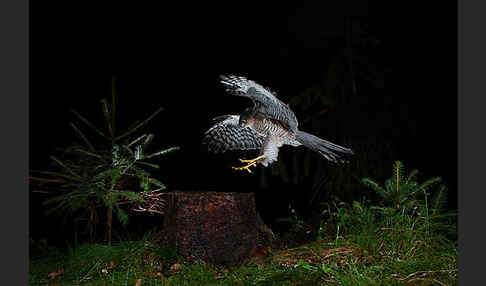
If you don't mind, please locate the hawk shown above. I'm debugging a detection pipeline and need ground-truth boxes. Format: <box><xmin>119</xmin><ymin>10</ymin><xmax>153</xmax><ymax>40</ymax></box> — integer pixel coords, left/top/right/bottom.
<box><xmin>203</xmin><ymin>75</ymin><xmax>354</xmax><ymax>173</ymax></box>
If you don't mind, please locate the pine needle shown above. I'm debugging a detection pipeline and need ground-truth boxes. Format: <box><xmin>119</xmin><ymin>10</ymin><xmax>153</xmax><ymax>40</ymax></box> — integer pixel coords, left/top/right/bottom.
<box><xmin>70</xmin><ymin>123</ymin><xmax>96</xmax><ymax>152</ymax></box>
<box><xmin>71</xmin><ymin>109</ymin><xmax>110</xmax><ymax>140</ymax></box>
<box><xmin>115</xmin><ymin>107</ymin><xmax>163</xmax><ymax>141</ymax></box>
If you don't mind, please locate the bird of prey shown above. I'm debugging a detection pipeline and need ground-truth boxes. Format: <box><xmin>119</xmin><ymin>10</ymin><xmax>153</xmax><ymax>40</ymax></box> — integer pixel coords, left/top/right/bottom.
<box><xmin>203</xmin><ymin>75</ymin><xmax>354</xmax><ymax>173</ymax></box>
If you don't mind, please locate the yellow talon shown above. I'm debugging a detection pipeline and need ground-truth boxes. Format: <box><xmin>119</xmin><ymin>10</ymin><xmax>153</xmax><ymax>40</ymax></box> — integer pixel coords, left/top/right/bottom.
<box><xmin>238</xmin><ymin>155</ymin><xmax>266</xmax><ymax>164</ymax></box>
<box><xmin>232</xmin><ymin>155</ymin><xmax>266</xmax><ymax>173</ymax></box>
<box><xmin>232</xmin><ymin>162</ymin><xmax>257</xmax><ymax>173</ymax></box>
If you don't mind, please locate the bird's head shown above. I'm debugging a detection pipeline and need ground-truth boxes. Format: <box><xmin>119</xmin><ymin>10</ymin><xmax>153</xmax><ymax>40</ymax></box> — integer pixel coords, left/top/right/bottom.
<box><xmin>239</xmin><ymin>107</ymin><xmax>254</xmax><ymax>127</ymax></box>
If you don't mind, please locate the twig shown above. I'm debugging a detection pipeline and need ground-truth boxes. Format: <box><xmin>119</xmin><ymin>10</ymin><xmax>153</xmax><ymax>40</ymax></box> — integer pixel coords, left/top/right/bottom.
<box><xmin>303</xmin><ymin>246</ymin><xmax>323</xmax><ymax>260</ymax></box>
<box><xmin>127</xmin><ymin>189</ymin><xmax>167</xmax><ymax>215</ymax></box>
<box><xmin>29</xmin><ymin>176</ymin><xmax>64</xmax><ymax>183</ymax></box>
<box><xmin>32</xmin><ymin>190</ymin><xmax>50</xmax><ymax>194</ymax></box>
<box><xmin>131</xmin><ymin>207</ymin><xmax>164</xmax><ymax>215</ymax></box>
<box><xmin>77</xmin><ymin>260</ymin><xmax>102</xmax><ymax>283</ymax></box>
<box><xmin>405</xmin><ymin>269</ymin><xmax>457</xmax><ymax>279</ymax></box>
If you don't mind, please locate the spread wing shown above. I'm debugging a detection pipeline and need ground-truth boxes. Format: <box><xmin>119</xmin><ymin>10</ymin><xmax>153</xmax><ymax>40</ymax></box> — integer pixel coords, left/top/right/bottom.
<box><xmin>203</xmin><ymin>115</ymin><xmax>265</xmax><ymax>153</ymax></box>
<box><xmin>220</xmin><ymin>75</ymin><xmax>299</xmax><ymax>132</ymax></box>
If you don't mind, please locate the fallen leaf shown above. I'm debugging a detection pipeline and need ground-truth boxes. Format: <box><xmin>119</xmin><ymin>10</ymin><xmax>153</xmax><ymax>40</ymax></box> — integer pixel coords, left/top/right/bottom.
<box><xmin>135</xmin><ymin>278</ymin><xmax>142</xmax><ymax>286</ymax></box>
<box><xmin>109</xmin><ymin>260</ymin><xmax>116</xmax><ymax>269</ymax></box>
<box><xmin>167</xmin><ymin>263</ymin><xmax>184</xmax><ymax>275</ymax></box>
<box><xmin>144</xmin><ymin>272</ymin><xmax>162</xmax><ymax>278</ymax></box>
<box><xmin>170</xmin><ymin>263</ymin><xmax>184</xmax><ymax>271</ymax></box>
<box><xmin>48</xmin><ymin>269</ymin><xmax>64</xmax><ymax>279</ymax></box>
<box><xmin>215</xmin><ymin>275</ymin><xmax>224</xmax><ymax>279</ymax></box>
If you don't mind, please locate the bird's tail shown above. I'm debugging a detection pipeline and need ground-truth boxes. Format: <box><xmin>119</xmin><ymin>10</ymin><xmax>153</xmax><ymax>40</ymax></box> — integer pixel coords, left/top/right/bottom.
<box><xmin>295</xmin><ymin>130</ymin><xmax>354</xmax><ymax>163</ymax></box>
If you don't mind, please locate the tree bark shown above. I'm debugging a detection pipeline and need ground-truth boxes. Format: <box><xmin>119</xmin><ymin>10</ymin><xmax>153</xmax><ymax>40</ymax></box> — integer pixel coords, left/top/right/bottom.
<box><xmin>162</xmin><ymin>191</ymin><xmax>274</xmax><ymax>266</ymax></box>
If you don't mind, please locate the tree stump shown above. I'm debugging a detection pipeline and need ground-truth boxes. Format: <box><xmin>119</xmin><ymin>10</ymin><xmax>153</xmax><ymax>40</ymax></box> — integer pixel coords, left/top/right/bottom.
<box><xmin>162</xmin><ymin>191</ymin><xmax>273</xmax><ymax>266</ymax></box>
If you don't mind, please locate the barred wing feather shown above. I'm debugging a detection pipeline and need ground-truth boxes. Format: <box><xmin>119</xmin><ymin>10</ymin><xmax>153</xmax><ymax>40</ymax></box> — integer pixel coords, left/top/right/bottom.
<box><xmin>220</xmin><ymin>75</ymin><xmax>299</xmax><ymax>132</ymax></box>
<box><xmin>203</xmin><ymin>115</ymin><xmax>265</xmax><ymax>153</ymax></box>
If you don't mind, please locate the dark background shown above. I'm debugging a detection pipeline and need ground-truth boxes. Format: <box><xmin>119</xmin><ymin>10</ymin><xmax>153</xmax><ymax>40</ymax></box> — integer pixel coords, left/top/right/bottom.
<box><xmin>29</xmin><ymin>2</ymin><xmax>457</xmax><ymax>247</ymax></box>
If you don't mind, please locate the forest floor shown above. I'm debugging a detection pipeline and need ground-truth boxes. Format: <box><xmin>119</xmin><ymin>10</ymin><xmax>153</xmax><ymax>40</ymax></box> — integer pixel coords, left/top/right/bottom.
<box><xmin>29</xmin><ymin>229</ymin><xmax>457</xmax><ymax>286</ymax></box>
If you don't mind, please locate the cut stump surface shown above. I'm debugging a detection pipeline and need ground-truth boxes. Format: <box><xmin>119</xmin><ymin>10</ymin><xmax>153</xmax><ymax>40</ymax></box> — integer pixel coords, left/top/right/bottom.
<box><xmin>163</xmin><ymin>191</ymin><xmax>272</xmax><ymax>266</ymax></box>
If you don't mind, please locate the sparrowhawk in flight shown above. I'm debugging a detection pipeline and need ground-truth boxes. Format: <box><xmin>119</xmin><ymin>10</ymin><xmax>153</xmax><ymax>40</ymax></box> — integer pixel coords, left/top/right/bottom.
<box><xmin>203</xmin><ymin>75</ymin><xmax>354</xmax><ymax>173</ymax></box>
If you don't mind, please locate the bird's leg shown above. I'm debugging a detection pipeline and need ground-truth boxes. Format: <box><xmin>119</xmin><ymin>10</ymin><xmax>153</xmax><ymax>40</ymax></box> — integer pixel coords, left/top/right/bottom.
<box><xmin>232</xmin><ymin>155</ymin><xmax>266</xmax><ymax>173</ymax></box>
<box><xmin>231</xmin><ymin>161</ymin><xmax>258</xmax><ymax>173</ymax></box>
<box><xmin>238</xmin><ymin>154</ymin><xmax>266</xmax><ymax>163</ymax></box>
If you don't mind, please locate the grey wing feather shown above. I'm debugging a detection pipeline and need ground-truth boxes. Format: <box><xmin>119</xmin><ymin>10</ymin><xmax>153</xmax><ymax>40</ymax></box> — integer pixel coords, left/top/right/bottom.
<box><xmin>220</xmin><ymin>75</ymin><xmax>299</xmax><ymax>132</ymax></box>
<box><xmin>203</xmin><ymin>115</ymin><xmax>265</xmax><ymax>153</ymax></box>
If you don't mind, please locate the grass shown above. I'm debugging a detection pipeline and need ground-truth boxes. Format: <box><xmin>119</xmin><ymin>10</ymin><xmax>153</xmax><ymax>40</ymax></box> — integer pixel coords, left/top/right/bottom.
<box><xmin>31</xmin><ymin>175</ymin><xmax>457</xmax><ymax>286</ymax></box>
<box><xmin>30</xmin><ymin>217</ymin><xmax>457</xmax><ymax>286</ymax></box>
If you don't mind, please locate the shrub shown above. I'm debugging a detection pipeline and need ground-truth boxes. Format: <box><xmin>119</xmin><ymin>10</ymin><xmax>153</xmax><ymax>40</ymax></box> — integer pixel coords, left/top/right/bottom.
<box><xmin>31</xmin><ymin>80</ymin><xmax>179</xmax><ymax>244</ymax></box>
<box><xmin>329</xmin><ymin>161</ymin><xmax>456</xmax><ymax>258</ymax></box>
